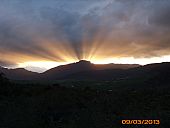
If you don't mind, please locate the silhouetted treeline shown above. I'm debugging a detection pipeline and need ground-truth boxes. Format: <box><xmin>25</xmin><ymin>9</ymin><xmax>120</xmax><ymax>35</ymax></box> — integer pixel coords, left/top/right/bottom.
<box><xmin>0</xmin><ymin>74</ymin><xmax>170</xmax><ymax>127</ymax></box>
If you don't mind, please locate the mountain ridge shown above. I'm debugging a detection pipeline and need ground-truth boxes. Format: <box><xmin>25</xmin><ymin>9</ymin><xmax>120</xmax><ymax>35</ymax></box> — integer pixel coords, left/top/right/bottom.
<box><xmin>42</xmin><ymin>60</ymin><xmax>140</xmax><ymax>79</ymax></box>
<box><xmin>1</xmin><ymin>60</ymin><xmax>170</xmax><ymax>81</ymax></box>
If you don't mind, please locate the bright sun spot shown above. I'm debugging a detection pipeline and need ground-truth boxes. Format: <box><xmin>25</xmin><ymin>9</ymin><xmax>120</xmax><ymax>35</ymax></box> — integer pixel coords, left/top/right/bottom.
<box><xmin>91</xmin><ymin>55</ymin><xmax>170</xmax><ymax>65</ymax></box>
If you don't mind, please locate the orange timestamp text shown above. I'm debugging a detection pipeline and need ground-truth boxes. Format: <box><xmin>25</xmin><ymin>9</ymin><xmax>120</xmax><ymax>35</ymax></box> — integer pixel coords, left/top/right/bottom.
<box><xmin>122</xmin><ymin>119</ymin><xmax>160</xmax><ymax>125</ymax></box>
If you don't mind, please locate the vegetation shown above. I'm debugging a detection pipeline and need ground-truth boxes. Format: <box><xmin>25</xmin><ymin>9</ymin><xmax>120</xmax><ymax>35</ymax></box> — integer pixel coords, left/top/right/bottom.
<box><xmin>0</xmin><ymin>73</ymin><xmax>170</xmax><ymax>128</ymax></box>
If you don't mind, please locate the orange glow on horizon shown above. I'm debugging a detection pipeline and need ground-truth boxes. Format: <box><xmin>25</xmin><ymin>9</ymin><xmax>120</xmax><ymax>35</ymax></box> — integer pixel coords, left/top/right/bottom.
<box><xmin>1</xmin><ymin>1</ymin><xmax>170</xmax><ymax>73</ymax></box>
<box><xmin>16</xmin><ymin>55</ymin><xmax>170</xmax><ymax>72</ymax></box>
<box><xmin>90</xmin><ymin>55</ymin><xmax>170</xmax><ymax>65</ymax></box>
<box><xmin>1</xmin><ymin>15</ymin><xmax>170</xmax><ymax>72</ymax></box>
<box><xmin>18</xmin><ymin>61</ymin><xmax>71</xmax><ymax>72</ymax></box>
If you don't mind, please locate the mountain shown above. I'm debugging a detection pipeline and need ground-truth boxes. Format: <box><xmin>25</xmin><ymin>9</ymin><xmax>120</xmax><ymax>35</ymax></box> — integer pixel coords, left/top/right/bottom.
<box><xmin>137</xmin><ymin>62</ymin><xmax>170</xmax><ymax>85</ymax></box>
<box><xmin>62</xmin><ymin>62</ymin><xmax>170</xmax><ymax>84</ymax></box>
<box><xmin>0</xmin><ymin>60</ymin><xmax>139</xmax><ymax>80</ymax></box>
<box><xmin>0</xmin><ymin>66</ymin><xmax>38</xmax><ymax>80</ymax></box>
<box><xmin>1</xmin><ymin>60</ymin><xmax>170</xmax><ymax>82</ymax></box>
<box><xmin>43</xmin><ymin>60</ymin><xmax>94</xmax><ymax>78</ymax></box>
<box><xmin>42</xmin><ymin>60</ymin><xmax>140</xmax><ymax>79</ymax></box>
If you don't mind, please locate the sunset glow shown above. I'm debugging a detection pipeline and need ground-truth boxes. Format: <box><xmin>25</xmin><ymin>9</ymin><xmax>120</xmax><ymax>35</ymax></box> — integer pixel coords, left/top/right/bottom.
<box><xmin>0</xmin><ymin>1</ymin><xmax>170</xmax><ymax>72</ymax></box>
<box><xmin>18</xmin><ymin>61</ymin><xmax>70</xmax><ymax>72</ymax></box>
<box><xmin>14</xmin><ymin>55</ymin><xmax>170</xmax><ymax>72</ymax></box>
<box><xmin>91</xmin><ymin>55</ymin><xmax>170</xmax><ymax>65</ymax></box>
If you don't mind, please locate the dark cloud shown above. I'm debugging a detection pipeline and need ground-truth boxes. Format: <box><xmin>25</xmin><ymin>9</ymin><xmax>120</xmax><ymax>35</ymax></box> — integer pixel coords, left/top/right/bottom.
<box><xmin>0</xmin><ymin>0</ymin><xmax>170</xmax><ymax>67</ymax></box>
<box><xmin>0</xmin><ymin>60</ymin><xmax>17</xmax><ymax>67</ymax></box>
<box><xmin>149</xmin><ymin>4</ymin><xmax>170</xmax><ymax>27</ymax></box>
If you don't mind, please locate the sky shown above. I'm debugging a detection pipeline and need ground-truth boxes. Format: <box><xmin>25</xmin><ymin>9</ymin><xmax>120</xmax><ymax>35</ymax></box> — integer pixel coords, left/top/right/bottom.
<box><xmin>0</xmin><ymin>0</ymin><xmax>170</xmax><ymax>72</ymax></box>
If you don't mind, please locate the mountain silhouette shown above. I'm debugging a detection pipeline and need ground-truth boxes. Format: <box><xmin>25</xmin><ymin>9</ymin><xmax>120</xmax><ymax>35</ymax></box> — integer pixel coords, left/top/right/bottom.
<box><xmin>0</xmin><ymin>66</ymin><xmax>38</xmax><ymax>80</ymax></box>
<box><xmin>62</xmin><ymin>62</ymin><xmax>170</xmax><ymax>82</ymax></box>
<box><xmin>42</xmin><ymin>60</ymin><xmax>139</xmax><ymax>79</ymax></box>
<box><xmin>1</xmin><ymin>61</ymin><xmax>170</xmax><ymax>82</ymax></box>
<box><xmin>43</xmin><ymin>60</ymin><xmax>94</xmax><ymax>78</ymax></box>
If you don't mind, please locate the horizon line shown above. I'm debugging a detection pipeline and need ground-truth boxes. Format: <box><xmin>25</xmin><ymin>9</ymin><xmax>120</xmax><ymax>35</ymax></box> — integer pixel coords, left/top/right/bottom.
<box><xmin>1</xmin><ymin>60</ymin><xmax>170</xmax><ymax>73</ymax></box>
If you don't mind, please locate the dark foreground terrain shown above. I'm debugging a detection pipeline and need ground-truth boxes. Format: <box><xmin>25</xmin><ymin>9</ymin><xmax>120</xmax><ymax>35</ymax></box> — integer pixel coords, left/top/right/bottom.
<box><xmin>0</xmin><ymin>72</ymin><xmax>170</xmax><ymax>128</ymax></box>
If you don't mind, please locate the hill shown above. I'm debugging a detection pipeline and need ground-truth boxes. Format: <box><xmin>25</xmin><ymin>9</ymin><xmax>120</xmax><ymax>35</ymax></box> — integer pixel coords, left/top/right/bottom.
<box><xmin>1</xmin><ymin>61</ymin><xmax>170</xmax><ymax>82</ymax></box>
<box><xmin>0</xmin><ymin>66</ymin><xmax>38</xmax><ymax>80</ymax></box>
<box><xmin>62</xmin><ymin>62</ymin><xmax>170</xmax><ymax>83</ymax></box>
<box><xmin>0</xmin><ymin>60</ymin><xmax>139</xmax><ymax>80</ymax></box>
<box><xmin>42</xmin><ymin>60</ymin><xmax>139</xmax><ymax>80</ymax></box>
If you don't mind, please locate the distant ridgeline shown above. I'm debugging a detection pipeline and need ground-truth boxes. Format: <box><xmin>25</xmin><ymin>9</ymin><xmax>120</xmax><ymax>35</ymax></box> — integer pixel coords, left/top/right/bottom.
<box><xmin>0</xmin><ymin>61</ymin><xmax>170</xmax><ymax>84</ymax></box>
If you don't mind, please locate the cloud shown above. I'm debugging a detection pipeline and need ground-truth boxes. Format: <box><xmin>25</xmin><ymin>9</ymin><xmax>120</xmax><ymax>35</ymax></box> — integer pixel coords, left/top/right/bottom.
<box><xmin>147</xmin><ymin>1</ymin><xmax>170</xmax><ymax>27</ymax></box>
<box><xmin>0</xmin><ymin>0</ymin><xmax>170</xmax><ymax>67</ymax></box>
<box><xmin>0</xmin><ymin>60</ymin><xmax>17</xmax><ymax>67</ymax></box>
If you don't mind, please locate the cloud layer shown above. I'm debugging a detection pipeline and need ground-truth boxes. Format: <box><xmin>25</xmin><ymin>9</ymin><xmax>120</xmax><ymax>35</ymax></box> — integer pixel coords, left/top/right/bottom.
<box><xmin>0</xmin><ymin>0</ymin><xmax>170</xmax><ymax>69</ymax></box>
